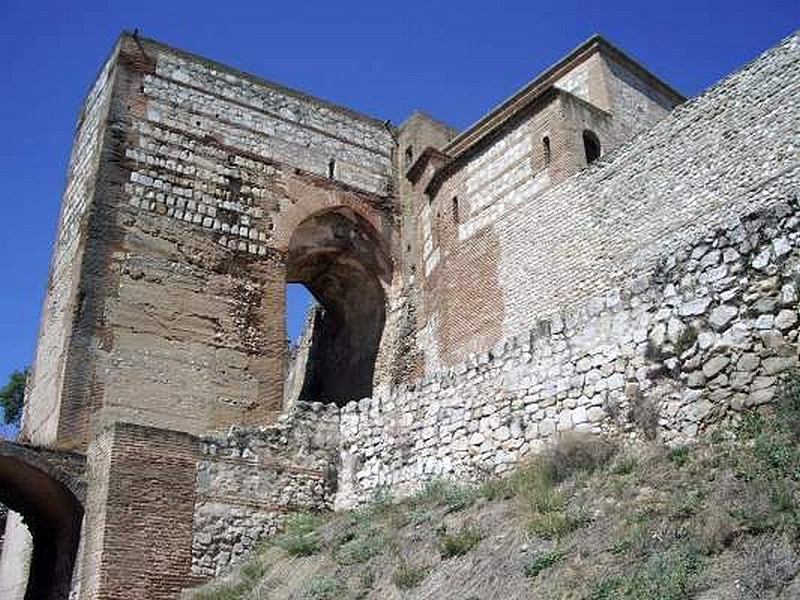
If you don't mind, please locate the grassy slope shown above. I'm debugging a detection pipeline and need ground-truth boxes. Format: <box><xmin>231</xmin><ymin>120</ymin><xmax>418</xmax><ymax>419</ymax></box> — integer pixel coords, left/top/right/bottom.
<box><xmin>186</xmin><ymin>373</ymin><xmax>800</xmax><ymax>600</ymax></box>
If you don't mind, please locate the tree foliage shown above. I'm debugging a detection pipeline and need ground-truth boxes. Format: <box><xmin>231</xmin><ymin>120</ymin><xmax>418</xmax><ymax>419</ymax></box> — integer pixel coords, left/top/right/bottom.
<box><xmin>1</xmin><ymin>369</ymin><xmax>28</xmax><ymax>425</ymax></box>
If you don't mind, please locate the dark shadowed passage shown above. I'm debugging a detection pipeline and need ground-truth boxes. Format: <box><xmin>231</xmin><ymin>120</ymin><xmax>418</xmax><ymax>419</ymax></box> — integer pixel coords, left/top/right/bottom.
<box><xmin>286</xmin><ymin>208</ymin><xmax>391</xmax><ymax>405</ymax></box>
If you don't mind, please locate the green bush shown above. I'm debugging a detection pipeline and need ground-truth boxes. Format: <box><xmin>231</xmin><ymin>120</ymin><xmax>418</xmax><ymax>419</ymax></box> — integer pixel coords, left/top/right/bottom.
<box><xmin>529</xmin><ymin>509</ymin><xmax>586</xmax><ymax>539</ymax></box>
<box><xmin>335</xmin><ymin>529</ymin><xmax>387</xmax><ymax>565</ymax></box>
<box><xmin>273</xmin><ymin>512</ymin><xmax>326</xmax><ymax>556</ymax></box>
<box><xmin>392</xmin><ymin>563</ymin><xmax>430</xmax><ymax>589</ymax></box>
<box><xmin>411</xmin><ymin>478</ymin><xmax>480</xmax><ymax>512</ymax></box>
<box><xmin>439</xmin><ymin>524</ymin><xmax>483</xmax><ymax>557</ymax></box>
<box><xmin>587</xmin><ymin>544</ymin><xmax>701</xmax><ymax>600</ymax></box>
<box><xmin>303</xmin><ymin>575</ymin><xmax>346</xmax><ymax>600</ymax></box>
<box><xmin>610</xmin><ymin>455</ymin><xmax>637</xmax><ymax>476</ymax></box>
<box><xmin>668</xmin><ymin>446</ymin><xmax>690</xmax><ymax>468</ymax></box>
<box><xmin>524</xmin><ymin>550</ymin><xmax>564</xmax><ymax>578</ymax></box>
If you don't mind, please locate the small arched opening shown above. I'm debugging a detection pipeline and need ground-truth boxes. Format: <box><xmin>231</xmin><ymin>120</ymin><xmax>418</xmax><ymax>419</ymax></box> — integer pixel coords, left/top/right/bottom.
<box><xmin>285</xmin><ymin>207</ymin><xmax>391</xmax><ymax>405</ymax></box>
<box><xmin>583</xmin><ymin>130</ymin><xmax>601</xmax><ymax>165</ymax></box>
<box><xmin>542</xmin><ymin>136</ymin><xmax>551</xmax><ymax>166</ymax></box>
<box><xmin>404</xmin><ymin>146</ymin><xmax>414</xmax><ymax>168</ymax></box>
<box><xmin>0</xmin><ymin>443</ymin><xmax>84</xmax><ymax>600</ymax></box>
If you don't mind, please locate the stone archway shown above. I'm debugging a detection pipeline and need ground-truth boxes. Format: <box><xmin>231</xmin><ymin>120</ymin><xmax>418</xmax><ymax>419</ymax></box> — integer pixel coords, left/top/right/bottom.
<box><xmin>286</xmin><ymin>207</ymin><xmax>392</xmax><ymax>405</ymax></box>
<box><xmin>0</xmin><ymin>443</ymin><xmax>85</xmax><ymax>600</ymax></box>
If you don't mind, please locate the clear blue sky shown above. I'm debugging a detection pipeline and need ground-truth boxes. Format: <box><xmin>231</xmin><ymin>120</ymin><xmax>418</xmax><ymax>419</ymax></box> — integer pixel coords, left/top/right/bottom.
<box><xmin>0</xmin><ymin>0</ymin><xmax>796</xmax><ymax>431</ymax></box>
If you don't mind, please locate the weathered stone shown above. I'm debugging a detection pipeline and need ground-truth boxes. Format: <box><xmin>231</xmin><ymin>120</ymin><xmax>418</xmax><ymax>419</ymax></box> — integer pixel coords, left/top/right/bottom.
<box><xmin>679</xmin><ymin>297</ymin><xmax>712</xmax><ymax>317</ymax></box>
<box><xmin>686</xmin><ymin>371</ymin><xmax>706</xmax><ymax>388</ymax></box>
<box><xmin>709</xmin><ymin>304</ymin><xmax>738</xmax><ymax>330</ymax></box>
<box><xmin>702</xmin><ymin>355</ymin><xmax>730</xmax><ymax>378</ymax></box>
<box><xmin>753</xmin><ymin>296</ymin><xmax>779</xmax><ymax>314</ymax></box>
<box><xmin>730</xmin><ymin>371</ymin><xmax>755</xmax><ymax>390</ymax></box>
<box><xmin>774</xmin><ymin>309</ymin><xmax>797</xmax><ymax>331</ymax></box>
<box><xmin>587</xmin><ymin>407</ymin><xmax>605</xmax><ymax>422</ymax></box>
<box><xmin>737</xmin><ymin>353</ymin><xmax>760</xmax><ymax>372</ymax></box>
<box><xmin>747</xmin><ymin>388</ymin><xmax>774</xmax><ymax>406</ymax></box>
<box><xmin>762</xmin><ymin>356</ymin><xmax>798</xmax><ymax>375</ymax></box>
<box><xmin>751</xmin><ymin>248</ymin><xmax>771</xmax><ymax>270</ymax></box>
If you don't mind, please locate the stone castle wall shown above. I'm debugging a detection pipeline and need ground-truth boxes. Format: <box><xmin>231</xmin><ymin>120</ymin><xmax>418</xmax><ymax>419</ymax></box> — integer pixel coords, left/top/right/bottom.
<box><xmin>414</xmin><ymin>33</ymin><xmax>798</xmax><ymax>368</ymax></box>
<box><xmin>337</xmin><ymin>199</ymin><xmax>798</xmax><ymax>504</ymax></box>
<box><xmin>2</xmin><ymin>30</ymin><xmax>799</xmax><ymax>600</ymax></box>
<box><xmin>191</xmin><ymin>403</ymin><xmax>339</xmax><ymax>576</ymax></box>
<box><xmin>335</xmin><ymin>34</ymin><xmax>800</xmax><ymax>504</ymax></box>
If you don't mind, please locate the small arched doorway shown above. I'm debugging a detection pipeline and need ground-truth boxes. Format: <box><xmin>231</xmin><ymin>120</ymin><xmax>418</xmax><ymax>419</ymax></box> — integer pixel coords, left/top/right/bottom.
<box><xmin>286</xmin><ymin>207</ymin><xmax>391</xmax><ymax>405</ymax></box>
<box><xmin>583</xmin><ymin>130</ymin><xmax>601</xmax><ymax>164</ymax></box>
<box><xmin>0</xmin><ymin>444</ymin><xmax>84</xmax><ymax>600</ymax></box>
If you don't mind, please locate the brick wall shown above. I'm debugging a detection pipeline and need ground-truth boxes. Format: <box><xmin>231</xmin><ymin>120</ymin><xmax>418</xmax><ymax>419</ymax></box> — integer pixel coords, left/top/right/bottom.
<box><xmin>79</xmin><ymin>422</ymin><xmax>198</xmax><ymax>600</ymax></box>
<box><xmin>412</xmin><ymin>32</ymin><xmax>797</xmax><ymax>368</ymax></box>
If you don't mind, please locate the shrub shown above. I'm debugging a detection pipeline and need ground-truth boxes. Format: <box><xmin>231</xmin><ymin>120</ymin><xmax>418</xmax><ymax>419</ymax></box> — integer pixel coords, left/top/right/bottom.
<box><xmin>610</xmin><ymin>455</ymin><xmax>637</xmax><ymax>476</ymax></box>
<box><xmin>239</xmin><ymin>557</ymin><xmax>268</xmax><ymax>582</ymax></box>
<box><xmin>692</xmin><ymin>506</ymin><xmax>738</xmax><ymax>555</ymax></box>
<box><xmin>273</xmin><ymin>512</ymin><xmax>326</xmax><ymax>556</ymax></box>
<box><xmin>668</xmin><ymin>446</ymin><xmax>690</xmax><ymax>468</ymax></box>
<box><xmin>439</xmin><ymin>524</ymin><xmax>483</xmax><ymax>558</ymax></box>
<box><xmin>392</xmin><ymin>563</ymin><xmax>430</xmax><ymax>589</ymax></box>
<box><xmin>547</xmin><ymin>433</ymin><xmax>616</xmax><ymax>482</ymax></box>
<box><xmin>412</xmin><ymin>478</ymin><xmax>480</xmax><ymax>512</ymax></box>
<box><xmin>587</xmin><ymin>544</ymin><xmax>702</xmax><ymax>600</ymax></box>
<box><xmin>524</xmin><ymin>550</ymin><xmax>564</xmax><ymax>578</ymax></box>
<box><xmin>335</xmin><ymin>529</ymin><xmax>387</xmax><ymax>565</ymax></box>
<box><xmin>303</xmin><ymin>575</ymin><xmax>346</xmax><ymax>600</ymax></box>
<box><xmin>529</xmin><ymin>509</ymin><xmax>586</xmax><ymax>539</ymax></box>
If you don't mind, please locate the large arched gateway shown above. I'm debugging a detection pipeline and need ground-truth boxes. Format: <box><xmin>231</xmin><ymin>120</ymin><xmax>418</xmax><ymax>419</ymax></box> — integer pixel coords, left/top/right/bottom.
<box><xmin>286</xmin><ymin>207</ymin><xmax>392</xmax><ymax>404</ymax></box>
<box><xmin>0</xmin><ymin>443</ymin><xmax>85</xmax><ymax>600</ymax></box>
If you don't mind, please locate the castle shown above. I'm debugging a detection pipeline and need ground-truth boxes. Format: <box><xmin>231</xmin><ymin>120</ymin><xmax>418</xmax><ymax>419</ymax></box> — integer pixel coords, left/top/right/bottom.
<box><xmin>0</xmin><ymin>31</ymin><xmax>797</xmax><ymax>599</ymax></box>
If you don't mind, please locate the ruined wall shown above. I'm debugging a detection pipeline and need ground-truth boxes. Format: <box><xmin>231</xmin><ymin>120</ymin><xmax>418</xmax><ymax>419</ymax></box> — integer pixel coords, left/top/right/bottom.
<box><xmin>22</xmin><ymin>48</ymin><xmax>118</xmax><ymax>447</ymax></box>
<box><xmin>23</xmin><ymin>33</ymin><xmax>397</xmax><ymax>445</ymax></box>
<box><xmin>338</xmin><ymin>199</ymin><xmax>799</xmax><ymax>504</ymax></box>
<box><xmin>191</xmin><ymin>402</ymin><xmax>339</xmax><ymax>577</ymax></box>
<box><xmin>412</xmin><ymin>49</ymin><xmax>682</xmax><ymax>368</ymax></box>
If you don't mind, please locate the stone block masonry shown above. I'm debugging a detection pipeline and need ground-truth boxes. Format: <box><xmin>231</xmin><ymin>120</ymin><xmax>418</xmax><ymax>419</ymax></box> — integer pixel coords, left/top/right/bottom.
<box><xmin>191</xmin><ymin>403</ymin><xmax>339</xmax><ymax>576</ymax></box>
<box><xmin>337</xmin><ymin>198</ymin><xmax>799</xmax><ymax>505</ymax></box>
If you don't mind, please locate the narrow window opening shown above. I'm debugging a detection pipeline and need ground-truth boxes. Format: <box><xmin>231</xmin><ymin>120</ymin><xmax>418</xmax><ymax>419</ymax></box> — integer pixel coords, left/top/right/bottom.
<box><xmin>583</xmin><ymin>130</ymin><xmax>601</xmax><ymax>165</ymax></box>
<box><xmin>328</xmin><ymin>158</ymin><xmax>336</xmax><ymax>179</ymax></box>
<box><xmin>404</xmin><ymin>146</ymin><xmax>414</xmax><ymax>167</ymax></box>
<box><xmin>542</xmin><ymin>136</ymin><xmax>551</xmax><ymax>166</ymax></box>
<box><xmin>452</xmin><ymin>196</ymin><xmax>460</xmax><ymax>223</ymax></box>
